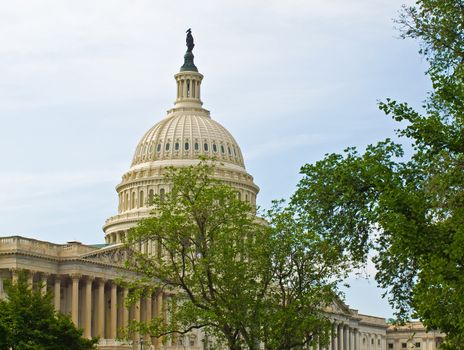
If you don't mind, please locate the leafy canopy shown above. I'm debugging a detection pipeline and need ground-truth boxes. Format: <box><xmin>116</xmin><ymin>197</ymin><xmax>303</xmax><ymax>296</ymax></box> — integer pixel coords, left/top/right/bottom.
<box><xmin>0</xmin><ymin>271</ymin><xmax>98</xmax><ymax>350</ymax></box>
<box><xmin>124</xmin><ymin>161</ymin><xmax>347</xmax><ymax>350</ymax></box>
<box><xmin>290</xmin><ymin>1</ymin><xmax>464</xmax><ymax>348</ymax></box>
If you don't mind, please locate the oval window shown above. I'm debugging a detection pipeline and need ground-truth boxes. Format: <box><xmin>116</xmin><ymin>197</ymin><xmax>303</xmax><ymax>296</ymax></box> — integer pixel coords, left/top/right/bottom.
<box><xmin>157</xmin><ymin>144</ymin><xmax>161</xmax><ymax>152</ymax></box>
<box><xmin>165</xmin><ymin>143</ymin><xmax>170</xmax><ymax>151</ymax></box>
<box><xmin>212</xmin><ymin>144</ymin><xmax>217</xmax><ymax>153</ymax></box>
<box><xmin>175</xmin><ymin>142</ymin><xmax>180</xmax><ymax>151</ymax></box>
<box><xmin>185</xmin><ymin>142</ymin><xmax>189</xmax><ymax>151</ymax></box>
<box><xmin>194</xmin><ymin>142</ymin><xmax>199</xmax><ymax>151</ymax></box>
<box><xmin>204</xmin><ymin>143</ymin><xmax>209</xmax><ymax>152</ymax></box>
<box><xmin>228</xmin><ymin>146</ymin><xmax>231</xmax><ymax>155</ymax></box>
<box><xmin>221</xmin><ymin>145</ymin><xmax>225</xmax><ymax>154</ymax></box>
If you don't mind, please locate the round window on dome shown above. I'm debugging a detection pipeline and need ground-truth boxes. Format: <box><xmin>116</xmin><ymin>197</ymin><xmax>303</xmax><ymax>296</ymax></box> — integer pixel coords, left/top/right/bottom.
<box><xmin>165</xmin><ymin>143</ymin><xmax>170</xmax><ymax>151</ymax></box>
<box><xmin>185</xmin><ymin>142</ymin><xmax>189</xmax><ymax>151</ymax></box>
<box><xmin>212</xmin><ymin>144</ymin><xmax>217</xmax><ymax>153</ymax></box>
<box><xmin>157</xmin><ymin>144</ymin><xmax>161</xmax><ymax>152</ymax></box>
<box><xmin>204</xmin><ymin>143</ymin><xmax>209</xmax><ymax>152</ymax></box>
<box><xmin>194</xmin><ymin>142</ymin><xmax>199</xmax><ymax>151</ymax></box>
<box><xmin>175</xmin><ymin>142</ymin><xmax>180</xmax><ymax>151</ymax></box>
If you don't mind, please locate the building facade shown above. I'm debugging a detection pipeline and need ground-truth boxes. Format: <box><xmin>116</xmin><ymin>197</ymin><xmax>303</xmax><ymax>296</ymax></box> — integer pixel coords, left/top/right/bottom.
<box><xmin>0</xmin><ymin>38</ymin><xmax>440</xmax><ymax>350</ymax></box>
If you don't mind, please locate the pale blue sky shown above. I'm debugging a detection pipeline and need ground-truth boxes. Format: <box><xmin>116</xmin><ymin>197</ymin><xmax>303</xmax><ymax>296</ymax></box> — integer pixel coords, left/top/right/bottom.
<box><xmin>0</xmin><ymin>0</ymin><xmax>429</xmax><ymax>319</ymax></box>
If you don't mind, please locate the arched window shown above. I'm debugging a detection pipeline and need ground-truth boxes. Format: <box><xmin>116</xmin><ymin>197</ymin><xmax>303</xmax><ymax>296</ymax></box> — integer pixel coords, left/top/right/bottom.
<box><xmin>157</xmin><ymin>144</ymin><xmax>161</xmax><ymax>152</ymax></box>
<box><xmin>131</xmin><ymin>192</ymin><xmax>135</xmax><ymax>209</ymax></box>
<box><xmin>228</xmin><ymin>146</ymin><xmax>231</xmax><ymax>155</ymax></box>
<box><xmin>175</xmin><ymin>142</ymin><xmax>180</xmax><ymax>151</ymax></box>
<box><xmin>160</xmin><ymin>188</ymin><xmax>165</xmax><ymax>202</ymax></box>
<box><xmin>194</xmin><ymin>142</ymin><xmax>199</xmax><ymax>151</ymax></box>
<box><xmin>212</xmin><ymin>143</ymin><xmax>217</xmax><ymax>153</ymax></box>
<box><xmin>148</xmin><ymin>189</ymin><xmax>154</xmax><ymax>204</ymax></box>
<box><xmin>139</xmin><ymin>190</ymin><xmax>144</xmax><ymax>207</ymax></box>
<box><xmin>204</xmin><ymin>143</ymin><xmax>209</xmax><ymax>152</ymax></box>
<box><xmin>185</xmin><ymin>142</ymin><xmax>189</xmax><ymax>151</ymax></box>
<box><xmin>221</xmin><ymin>145</ymin><xmax>225</xmax><ymax>154</ymax></box>
<box><xmin>125</xmin><ymin>193</ymin><xmax>129</xmax><ymax>210</ymax></box>
<box><xmin>165</xmin><ymin>143</ymin><xmax>170</xmax><ymax>151</ymax></box>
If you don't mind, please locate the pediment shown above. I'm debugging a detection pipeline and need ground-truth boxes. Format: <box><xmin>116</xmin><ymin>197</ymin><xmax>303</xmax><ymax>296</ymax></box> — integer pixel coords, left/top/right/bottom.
<box><xmin>81</xmin><ymin>243</ymin><xmax>132</xmax><ymax>267</ymax></box>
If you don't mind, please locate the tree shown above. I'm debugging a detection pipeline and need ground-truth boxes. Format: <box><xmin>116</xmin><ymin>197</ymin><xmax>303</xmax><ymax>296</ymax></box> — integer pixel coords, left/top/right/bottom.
<box><xmin>290</xmin><ymin>1</ymin><xmax>464</xmax><ymax>348</ymax></box>
<box><xmin>0</xmin><ymin>271</ymin><xmax>98</xmax><ymax>350</ymax></box>
<box><xmin>124</xmin><ymin>161</ymin><xmax>346</xmax><ymax>350</ymax></box>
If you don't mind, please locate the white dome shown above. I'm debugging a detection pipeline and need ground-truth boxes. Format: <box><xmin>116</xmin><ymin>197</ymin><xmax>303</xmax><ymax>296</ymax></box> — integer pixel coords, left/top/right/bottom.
<box><xmin>131</xmin><ymin>113</ymin><xmax>245</xmax><ymax>168</ymax></box>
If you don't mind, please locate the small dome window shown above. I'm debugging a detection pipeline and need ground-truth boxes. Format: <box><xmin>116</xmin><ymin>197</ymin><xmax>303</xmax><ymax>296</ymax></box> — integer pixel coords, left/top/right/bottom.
<box><xmin>157</xmin><ymin>144</ymin><xmax>161</xmax><ymax>152</ymax></box>
<box><xmin>165</xmin><ymin>143</ymin><xmax>170</xmax><ymax>151</ymax></box>
<box><xmin>220</xmin><ymin>145</ymin><xmax>225</xmax><ymax>154</ymax></box>
<box><xmin>212</xmin><ymin>143</ymin><xmax>217</xmax><ymax>153</ymax></box>
<box><xmin>194</xmin><ymin>142</ymin><xmax>199</xmax><ymax>151</ymax></box>
<box><xmin>204</xmin><ymin>143</ymin><xmax>209</xmax><ymax>152</ymax></box>
<box><xmin>228</xmin><ymin>146</ymin><xmax>231</xmax><ymax>155</ymax></box>
<box><xmin>185</xmin><ymin>142</ymin><xmax>189</xmax><ymax>151</ymax></box>
<box><xmin>175</xmin><ymin>142</ymin><xmax>180</xmax><ymax>151</ymax></box>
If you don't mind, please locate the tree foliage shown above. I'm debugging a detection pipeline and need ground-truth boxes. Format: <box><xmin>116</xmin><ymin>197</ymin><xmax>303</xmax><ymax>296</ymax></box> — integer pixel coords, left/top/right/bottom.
<box><xmin>125</xmin><ymin>161</ymin><xmax>346</xmax><ymax>350</ymax></box>
<box><xmin>290</xmin><ymin>1</ymin><xmax>464</xmax><ymax>348</ymax></box>
<box><xmin>0</xmin><ymin>271</ymin><xmax>98</xmax><ymax>350</ymax></box>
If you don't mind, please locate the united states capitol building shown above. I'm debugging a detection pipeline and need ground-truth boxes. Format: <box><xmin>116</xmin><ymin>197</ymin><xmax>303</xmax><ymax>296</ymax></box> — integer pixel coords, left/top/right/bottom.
<box><xmin>0</xmin><ymin>35</ymin><xmax>443</xmax><ymax>350</ymax></box>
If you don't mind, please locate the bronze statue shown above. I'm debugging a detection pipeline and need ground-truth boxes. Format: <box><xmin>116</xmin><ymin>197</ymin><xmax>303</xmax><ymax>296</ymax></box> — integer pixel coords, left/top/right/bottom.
<box><xmin>186</xmin><ymin>28</ymin><xmax>194</xmax><ymax>52</ymax></box>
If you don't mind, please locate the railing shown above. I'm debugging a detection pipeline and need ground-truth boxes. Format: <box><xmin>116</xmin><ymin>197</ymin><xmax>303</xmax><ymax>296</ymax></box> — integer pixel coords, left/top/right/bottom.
<box><xmin>0</xmin><ymin>236</ymin><xmax>97</xmax><ymax>258</ymax></box>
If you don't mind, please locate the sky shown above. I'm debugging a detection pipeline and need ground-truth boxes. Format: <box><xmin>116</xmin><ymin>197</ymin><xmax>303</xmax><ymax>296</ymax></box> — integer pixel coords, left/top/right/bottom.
<box><xmin>0</xmin><ymin>0</ymin><xmax>430</xmax><ymax>319</ymax></box>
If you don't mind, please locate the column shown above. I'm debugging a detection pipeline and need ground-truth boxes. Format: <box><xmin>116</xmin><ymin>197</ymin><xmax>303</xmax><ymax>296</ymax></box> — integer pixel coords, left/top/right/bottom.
<box><xmin>41</xmin><ymin>273</ymin><xmax>48</xmax><ymax>295</ymax></box>
<box><xmin>0</xmin><ymin>272</ymin><xmax>4</xmax><ymax>299</ymax></box>
<box><xmin>84</xmin><ymin>277</ymin><xmax>93</xmax><ymax>339</ymax></box>
<box><xmin>349</xmin><ymin>328</ymin><xmax>354</xmax><ymax>350</ymax></box>
<box><xmin>97</xmin><ymin>279</ymin><xmax>105</xmax><ymax>338</ymax></box>
<box><xmin>122</xmin><ymin>287</ymin><xmax>129</xmax><ymax>330</ymax></box>
<box><xmin>338</xmin><ymin>324</ymin><xmax>344</xmax><ymax>350</ymax></box>
<box><xmin>145</xmin><ymin>293</ymin><xmax>153</xmax><ymax>343</ymax></box>
<box><xmin>344</xmin><ymin>326</ymin><xmax>348</xmax><ymax>350</ymax></box>
<box><xmin>11</xmin><ymin>269</ymin><xmax>18</xmax><ymax>284</ymax></box>
<box><xmin>353</xmin><ymin>329</ymin><xmax>358</xmax><ymax>350</ymax></box>
<box><xmin>54</xmin><ymin>276</ymin><xmax>61</xmax><ymax>311</ymax></box>
<box><xmin>71</xmin><ymin>274</ymin><xmax>80</xmax><ymax>326</ymax></box>
<box><xmin>110</xmin><ymin>282</ymin><xmax>118</xmax><ymax>339</ymax></box>
<box><xmin>332</xmin><ymin>323</ymin><xmax>338</xmax><ymax>350</ymax></box>
<box><xmin>155</xmin><ymin>291</ymin><xmax>164</xmax><ymax>350</ymax></box>
<box><xmin>28</xmin><ymin>270</ymin><xmax>34</xmax><ymax>289</ymax></box>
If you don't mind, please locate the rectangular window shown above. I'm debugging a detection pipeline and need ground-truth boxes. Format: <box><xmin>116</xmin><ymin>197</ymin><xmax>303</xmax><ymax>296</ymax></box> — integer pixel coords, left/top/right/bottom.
<box><xmin>402</xmin><ymin>343</ymin><xmax>407</xmax><ymax>349</ymax></box>
<box><xmin>388</xmin><ymin>344</ymin><xmax>393</xmax><ymax>349</ymax></box>
<box><xmin>415</xmin><ymin>343</ymin><xmax>421</xmax><ymax>348</ymax></box>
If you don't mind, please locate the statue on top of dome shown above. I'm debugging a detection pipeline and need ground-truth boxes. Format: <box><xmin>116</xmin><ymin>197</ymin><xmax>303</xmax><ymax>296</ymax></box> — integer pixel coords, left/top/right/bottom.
<box><xmin>186</xmin><ymin>28</ymin><xmax>194</xmax><ymax>52</ymax></box>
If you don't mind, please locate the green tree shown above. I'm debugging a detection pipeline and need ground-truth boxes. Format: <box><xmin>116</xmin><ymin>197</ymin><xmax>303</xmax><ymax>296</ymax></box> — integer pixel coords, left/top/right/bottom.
<box><xmin>124</xmin><ymin>161</ymin><xmax>346</xmax><ymax>350</ymax></box>
<box><xmin>0</xmin><ymin>271</ymin><xmax>98</xmax><ymax>350</ymax></box>
<box><xmin>290</xmin><ymin>1</ymin><xmax>464</xmax><ymax>348</ymax></box>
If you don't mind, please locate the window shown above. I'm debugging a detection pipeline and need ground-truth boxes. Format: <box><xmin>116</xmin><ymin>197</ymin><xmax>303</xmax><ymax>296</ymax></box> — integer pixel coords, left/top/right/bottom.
<box><xmin>148</xmin><ymin>189</ymin><xmax>154</xmax><ymax>204</ymax></box>
<box><xmin>160</xmin><ymin>188</ymin><xmax>165</xmax><ymax>202</ymax></box>
<box><xmin>221</xmin><ymin>145</ymin><xmax>225</xmax><ymax>153</ymax></box>
<box><xmin>378</xmin><ymin>339</ymin><xmax>381</xmax><ymax>346</ymax></box>
<box><xmin>165</xmin><ymin>143</ymin><xmax>170</xmax><ymax>151</ymax></box>
<box><xmin>212</xmin><ymin>143</ymin><xmax>217</xmax><ymax>153</ymax></box>
<box><xmin>388</xmin><ymin>344</ymin><xmax>393</xmax><ymax>349</ymax></box>
<box><xmin>157</xmin><ymin>144</ymin><xmax>161</xmax><ymax>152</ymax></box>
<box><xmin>194</xmin><ymin>142</ymin><xmax>199</xmax><ymax>151</ymax></box>
<box><xmin>185</xmin><ymin>142</ymin><xmax>189</xmax><ymax>151</ymax></box>
<box><xmin>415</xmin><ymin>343</ymin><xmax>421</xmax><ymax>348</ymax></box>
<box><xmin>363</xmin><ymin>338</ymin><xmax>366</xmax><ymax>345</ymax></box>
<box><xmin>228</xmin><ymin>146</ymin><xmax>231</xmax><ymax>155</ymax></box>
<box><xmin>175</xmin><ymin>142</ymin><xmax>180</xmax><ymax>151</ymax></box>
<box><xmin>204</xmin><ymin>143</ymin><xmax>209</xmax><ymax>151</ymax></box>
<box><xmin>139</xmin><ymin>191</ymin><xmax>144</xmax><ymax>207</ymax></box>
<box><xmin>371</xmin><ymin>339</ymin><xmax>374</xmax><ymax>345</ymax></box>
<box><xmin>402</xmin><ymin>343</ymin><xmax>407</xmax><ymax>349</ymax></box>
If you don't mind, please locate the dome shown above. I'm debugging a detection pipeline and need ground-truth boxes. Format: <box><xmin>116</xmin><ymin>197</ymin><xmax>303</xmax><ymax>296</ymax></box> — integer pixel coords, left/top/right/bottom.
<box><xmin>131</xmin><ymin>113</ymin><xmax>245</xmax><ymax>169</ymax></box>
<box><xmin>103</xmin><ymin>40</ymin><xmax>259</xmax><ymax>243</ymax></box>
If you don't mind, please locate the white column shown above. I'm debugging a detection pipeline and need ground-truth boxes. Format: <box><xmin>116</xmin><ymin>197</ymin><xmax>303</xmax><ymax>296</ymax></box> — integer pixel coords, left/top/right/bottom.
<box><xmin>145</xmin><ymin>293</ymin><xmax>153</xmax><ymax>343</ymax></box>
<box><xmin>339</xmin><ymin>324</ymin><xmax>344</xmax><ymax>350</ymax></box>
<box><xmin>84</xmin><ymin>277</ymin><xmax>93</xmax><ymax>339</ymax></box>
<box><xmin>110</xmin><ymin>282</ymin><xmax>118</xmax><ymax>339</ymax></box>
<box><xmin>97</xmin><ymin>279</ymin><xmax>105</xmax><ymax>338</ymax></box>
<box><xmin>332</xmin><ymin>323</ymin><xmax>338</xmax><ymax>350</ymax></box>
<box><xmin>71</xmin><ymin>274</ymin><xmax>80</xmax><ymax>326</ymax></box>
<box><xmin>41</xmin><ymin>273</ymin><xmax>48</xmax><ymax>295</ymax></box>
<box><xmin>28</xmin><ymin>270</ymin><xmax>34</xmax><ymax>289</ymax></box>
<box><xmin>54</xmin><ymin>276</ymin><xmax>61</xmax><ymax>311</ymax></box>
